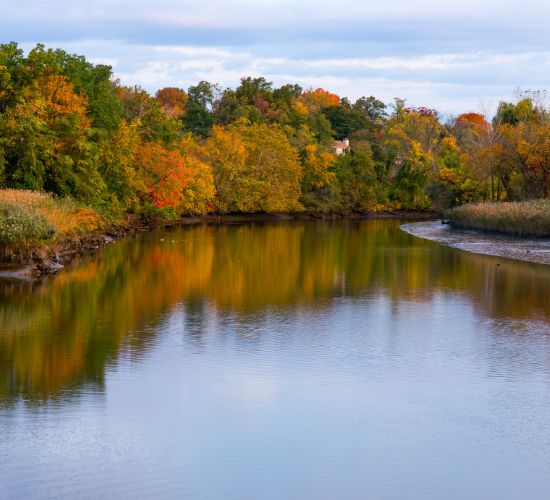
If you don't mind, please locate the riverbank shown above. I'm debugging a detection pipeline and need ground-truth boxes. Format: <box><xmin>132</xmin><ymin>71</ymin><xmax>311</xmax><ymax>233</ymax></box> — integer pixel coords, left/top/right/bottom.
<box><xmin>401</xmin><ymin>220</ymin><xmax>550</xmax><ymax>266</ymax></box>
<box><xmin>448</xmin><ymin>200</ymin><xmax>550</xmax><ymax>237</ymax></box>
<box><xmin>176</xmin><ymin>209</ymin><xmax>437</xmax><ymax>225</ymax></box>
<box><xmin>0</xmin><ymin>190</ymin><xmax>436</xmax><ymax>279</ymax></box>
<box><xmin>0</xmin><ymin>189</ymin><xmax>141</xmax><ymax>277</ymax></box>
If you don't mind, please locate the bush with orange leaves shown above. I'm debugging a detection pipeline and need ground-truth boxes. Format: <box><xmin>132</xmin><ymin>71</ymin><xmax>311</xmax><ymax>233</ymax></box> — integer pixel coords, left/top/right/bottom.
<box><xmin>134</xmin><ymin>141</ymin><xmax>215</xmax><ymax>218</ymax></box>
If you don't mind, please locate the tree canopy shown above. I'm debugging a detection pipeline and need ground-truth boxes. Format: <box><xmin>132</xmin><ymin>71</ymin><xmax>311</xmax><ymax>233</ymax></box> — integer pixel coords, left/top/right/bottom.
<box><xmin>1</xmin><ymin>42</ymin><xmax>548</xmax><ymax>219</ymax></box>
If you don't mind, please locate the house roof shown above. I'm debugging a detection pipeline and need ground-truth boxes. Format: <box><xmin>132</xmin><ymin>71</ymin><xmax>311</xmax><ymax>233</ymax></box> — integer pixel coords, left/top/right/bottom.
<box><xmin>333</xmin><ymin>140</ymin><xmax>350</xmax><ymax>149</ymax></box>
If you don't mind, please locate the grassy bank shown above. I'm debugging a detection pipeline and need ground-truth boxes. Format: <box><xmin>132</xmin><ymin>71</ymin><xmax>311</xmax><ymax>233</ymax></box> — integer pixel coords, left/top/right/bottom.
<box><xmin>0</xmin><ymin>188</ymin><xmax>436</xmax><ymax>267</ymax></box>
<box><xmin>449</xmin><ymin>200</ymin><xmax>550</xmax><ymax>237</ymax></box>
<box><xmin>0</xmin><ymin>189</ymin><xmax>105</xmax><ymax>262</ymax></box>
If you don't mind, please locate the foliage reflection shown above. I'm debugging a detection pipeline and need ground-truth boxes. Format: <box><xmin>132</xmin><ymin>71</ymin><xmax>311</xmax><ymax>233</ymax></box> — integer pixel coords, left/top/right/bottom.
<box><xmin>1</xmin><ymin>220</ymin><xmax>550</xmax><ymax>404</ymax></box>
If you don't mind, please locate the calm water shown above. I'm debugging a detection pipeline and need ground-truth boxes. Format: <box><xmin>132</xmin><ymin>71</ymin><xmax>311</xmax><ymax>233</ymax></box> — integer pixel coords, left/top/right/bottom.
<box><xmin>2</xmin><ymin>220</ymin><xmax>550</xmax><ymax>499</ymax></box>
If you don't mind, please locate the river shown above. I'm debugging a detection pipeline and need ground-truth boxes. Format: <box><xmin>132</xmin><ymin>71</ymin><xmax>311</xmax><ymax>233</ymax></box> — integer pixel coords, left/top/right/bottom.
<box><xmin>1</xmin><ymin>220</ymin><xmax>550</xmax><ymax>499</ymax></box>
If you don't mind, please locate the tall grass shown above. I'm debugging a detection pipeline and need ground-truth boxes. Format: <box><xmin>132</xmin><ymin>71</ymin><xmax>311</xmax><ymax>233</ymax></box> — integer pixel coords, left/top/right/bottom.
<box><xmin>0</xmin><ymin>189</ymin><xmax>105</xmax><ymax>261</ymax></box>
<box><xmin>449</xmin><ymin>200</ymin><xmax>550</xmax><ymax>237</ymax></box>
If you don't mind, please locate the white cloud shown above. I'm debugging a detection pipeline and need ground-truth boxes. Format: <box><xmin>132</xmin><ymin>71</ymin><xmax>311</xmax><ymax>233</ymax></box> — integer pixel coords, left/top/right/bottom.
<box><xmin>6</xmin><ymin>0</ymin><xmax>550</xmax><ymax>115</ymax></box>
<box><xmin>153</xmin><ymin>45</ymin><xmax>247</xmax><ymax>59</ymax></box>
<box><xmin>20</xmin><ymin>38</ymin><xmax>548</xmax><ymax>114</ymax></box>
<box><xmin>304</xmin><ymin>52</ymin><xmax>550</xmax><ymax>71</ymax></box>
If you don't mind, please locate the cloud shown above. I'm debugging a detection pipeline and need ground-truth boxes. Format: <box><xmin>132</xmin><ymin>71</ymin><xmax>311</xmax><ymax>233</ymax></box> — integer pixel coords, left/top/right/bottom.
<box><xmin>153</xmin><ymin>45</ymin><xmax>247</xmax><ymax>58</ymax></box>
<box><xmin>4</xmin><ymin>0</ymin><xmax>550</xmax><ymax>114</ymax></box>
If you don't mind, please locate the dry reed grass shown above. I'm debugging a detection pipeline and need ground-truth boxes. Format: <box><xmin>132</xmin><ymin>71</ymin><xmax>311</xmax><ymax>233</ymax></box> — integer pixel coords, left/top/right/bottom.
<box><xmin>0</xmin><ymin>189</ymin><xmax>104</xmax><ymax>260</ymax></box>
<box><xmin>449</xmin><ymin>200</ymin><xmax>550</xmax><ymax>237</ymax></box>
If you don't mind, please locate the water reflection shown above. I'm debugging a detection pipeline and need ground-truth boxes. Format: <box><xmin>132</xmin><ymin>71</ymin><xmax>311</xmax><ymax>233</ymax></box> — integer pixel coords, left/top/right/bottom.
<box><xmin>1</xmin><ymin>219</ymin><xmax>550</xmax><ymax>405</ymax></box>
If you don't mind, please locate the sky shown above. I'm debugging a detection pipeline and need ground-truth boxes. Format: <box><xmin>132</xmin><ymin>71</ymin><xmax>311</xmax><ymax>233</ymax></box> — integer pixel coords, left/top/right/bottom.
<box><xmin>2</xmin><ymin>0</ymin><xmax>549</xmax><ymax>114</ymax></box>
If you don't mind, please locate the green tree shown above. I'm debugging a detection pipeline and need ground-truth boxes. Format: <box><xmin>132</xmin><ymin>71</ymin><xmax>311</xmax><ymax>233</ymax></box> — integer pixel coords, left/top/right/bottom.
<box><xmin>334</xmin><ymin>146</ymin><xmax>380</xmax><ymax>212</ymax></box>
<box><xmin>183</xmin><ymin>81</ymin><xmax>219</xmax><ymax>137</ymax></box>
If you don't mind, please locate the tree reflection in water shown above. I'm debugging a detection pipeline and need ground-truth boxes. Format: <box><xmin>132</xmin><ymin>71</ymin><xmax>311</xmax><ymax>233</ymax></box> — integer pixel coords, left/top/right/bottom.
<box><xmin>1</xmin><ymin>219</ymin><xmax>550</xmax><ymax>404</ymax></box>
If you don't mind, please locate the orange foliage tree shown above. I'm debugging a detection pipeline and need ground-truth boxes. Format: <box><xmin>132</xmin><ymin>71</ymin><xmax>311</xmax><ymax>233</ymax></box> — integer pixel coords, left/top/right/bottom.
<box><xmin>155</xmin><ymin>87</ymin><xmax>188</xmax><ymax>119</ymax></box>
<box><xmin>135</xmin><ymin>141</ymin><xmax>215</xmax><ymax>215</ymax></box>
<box><xmin>455</xmin><ymin>113</ymin><xmax>490</xmax><ymax>136</ymax></box>
<box><xmin>299</xmin><ymin>88</ymin><xmax>340</xmax><ymax>113</ymax></box>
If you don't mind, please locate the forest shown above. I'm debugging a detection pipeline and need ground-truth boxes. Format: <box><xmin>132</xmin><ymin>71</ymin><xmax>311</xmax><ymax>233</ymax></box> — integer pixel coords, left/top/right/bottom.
<box><xmin>1</xmin><ymin>42</ymin><xmax>549</xmax><ymax>222</ymax></box>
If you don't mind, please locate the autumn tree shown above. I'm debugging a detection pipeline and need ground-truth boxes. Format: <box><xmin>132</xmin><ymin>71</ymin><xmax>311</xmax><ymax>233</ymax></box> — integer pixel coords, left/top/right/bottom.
<box><xmin>518</xmin><ymin>123</ymin><xmax>550</xmax><ymax>198</ymax></box>
<box><xmin>382</xmin><ymin>108</ymin><xmax>444</xmax><ymax>208</ymax></box>
<box><xmin>201</xmin><ymin>124</ymin><xmax>246</xmax><ymax>211</ymax></box>
<box><xmin>177</xmin><ymin>135</ymin><xmax>216</xmax><ymax>214</ymax></box>
<box><xmin>498</xmin><ymin>120</ymin><xmax>550</xmax><ymax>199</ymax></box>
<box><xmin>119</xmin><ymin>86</ymin><xmax>181</xmax><ymax>143</ymax></box>
<box><xmin>204</xmin><ymin>120</ymin><xmax>303</xmax><ymax>213</ymax></box>
<box><xmin>155</xmin><ymin>87</ymin><xmax>188</xmax><ymax>119</ymax></box>
<box><xmin>333</xmin><ymin>146</ymin><xmax>381</xmax><ymax>212</ymax></box>
<box><xmin>1</xmin><ymin>73</ymin><xmax>108</xmax><ymax>203</ymax></box>
<box><xmin>390</xmin><ymin>141</ymin><xmax>432</xmax><ymax>210</ymax></box>
<box><xmin>299</xmin><ymin>142</ymin><xmax>337</xmax><ymax>211</ymax></box>
<box><xmin>299</xmin><ymin>88</ymin><xmax>340</xmax><ymax>113</ymax></box>
<box><xmin>134</xmin><ymin>141</ymin><xmax>215</xmax><ymax>217</ymax></box>
<box><xmin>96</xmin><ymin>120</ymin><xmax>141</xmax><ymax>213</ymax></box>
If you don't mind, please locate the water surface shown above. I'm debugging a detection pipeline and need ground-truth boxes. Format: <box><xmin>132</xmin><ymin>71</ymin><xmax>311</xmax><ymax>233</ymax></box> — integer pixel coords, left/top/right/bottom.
<box><xmin>1</xmin><ymin>220</ymin><xmax>550</xmax><ymax>499</ymax></box>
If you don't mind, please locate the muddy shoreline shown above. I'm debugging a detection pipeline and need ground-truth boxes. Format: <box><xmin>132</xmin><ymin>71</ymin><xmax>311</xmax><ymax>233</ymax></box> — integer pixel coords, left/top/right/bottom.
<box><xmin>401</xmin><ymin>220</ymin><xmax>550</xmax><ymax>266</ymax></box>
<box><xmin>0</xmin><ymin>210</ymin><xmax>437</xmax><ymax>280</ymax></box>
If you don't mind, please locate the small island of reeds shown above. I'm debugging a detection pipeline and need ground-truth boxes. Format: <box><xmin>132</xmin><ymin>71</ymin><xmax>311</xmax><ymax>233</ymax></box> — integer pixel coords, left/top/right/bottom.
<box><xmin>449</xmin><ymin>200</ymin><xmax>550</xmax><ymax>238</ymax></box>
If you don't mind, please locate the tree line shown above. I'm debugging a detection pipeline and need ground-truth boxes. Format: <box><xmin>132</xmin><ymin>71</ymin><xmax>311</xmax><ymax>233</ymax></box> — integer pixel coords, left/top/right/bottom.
<box><xmin>0</xmin><ymin>43</ymin><xmax>548</xmax><ymax>219</ymax></box>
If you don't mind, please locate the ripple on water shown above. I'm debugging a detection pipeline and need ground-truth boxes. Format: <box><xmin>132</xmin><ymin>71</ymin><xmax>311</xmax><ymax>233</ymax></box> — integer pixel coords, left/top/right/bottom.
<box><xmin>2</xmin><ymin>221</ymin><xmax>550</xmax><ymax>499</ymax></box>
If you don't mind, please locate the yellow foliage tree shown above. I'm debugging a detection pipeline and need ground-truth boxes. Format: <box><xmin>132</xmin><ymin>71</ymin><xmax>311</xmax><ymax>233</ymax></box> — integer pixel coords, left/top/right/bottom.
<box><xmin>204</xmin><ymin>120</ymin><xmax>303</xmax><ymax>213</ymax></box>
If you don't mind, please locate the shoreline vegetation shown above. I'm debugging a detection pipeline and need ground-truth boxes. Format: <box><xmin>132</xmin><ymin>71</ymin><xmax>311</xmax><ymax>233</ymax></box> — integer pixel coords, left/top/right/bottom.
<box><xmin>448</xmin><ymin>200</ymin><xmax>550</xmax><ymax>238</ymax></box>
<box><xmin>0</xmin><ymin>188</ymin><xmax>436</xmax><ymax>276</ymax></box>
<box><xmin>0</xmin><ymin>189</ymin><xmax>104</xmax><ymax>261</ymax></box>
<box><xmin>0</xmin><ymin>43</ymin><xmax>548</xmax><ymax>272</ymax></box>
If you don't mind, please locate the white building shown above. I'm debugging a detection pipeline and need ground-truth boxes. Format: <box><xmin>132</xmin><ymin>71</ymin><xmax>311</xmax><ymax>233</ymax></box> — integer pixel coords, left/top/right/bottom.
<box><xmin>333</xmin><ymin>138</ymin><xmax>350</xmax><ymax>155</ymax></box>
